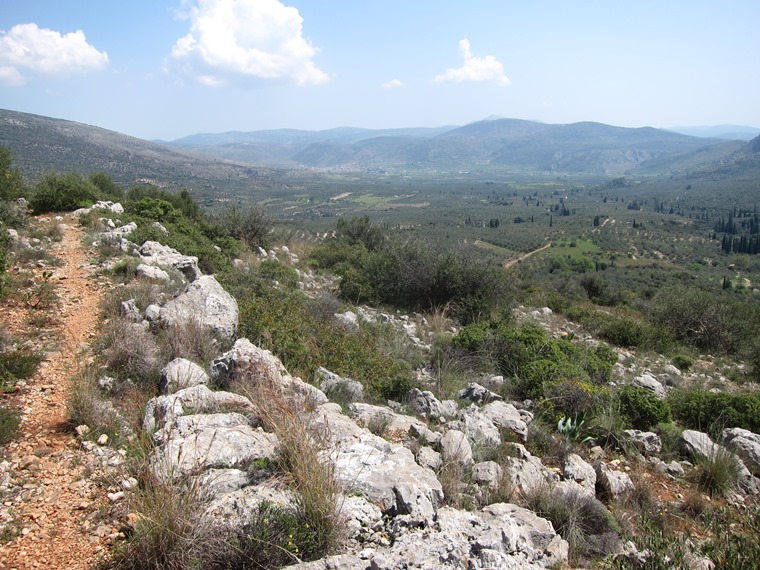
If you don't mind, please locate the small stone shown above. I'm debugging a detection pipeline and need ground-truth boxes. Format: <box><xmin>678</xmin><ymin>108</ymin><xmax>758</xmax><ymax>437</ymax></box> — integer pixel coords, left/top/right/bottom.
<box><xmin>75</xmin><ymin>425</ymin><xmax>91</xmax><ymax>438</ymax></box>
<box><xmin>107</xmin><ymin>491</ymin><xmax>125</xmax><ymax>503</ymax></box>
<box><xmin>121</xmin><ymin>477</ymin><xmax>138</xmax><ymax>491</ymax></box>
<box><xmin>97</xmin><ymin>434</ymin><xmax>109</xmax><ymax>446</ymax></box>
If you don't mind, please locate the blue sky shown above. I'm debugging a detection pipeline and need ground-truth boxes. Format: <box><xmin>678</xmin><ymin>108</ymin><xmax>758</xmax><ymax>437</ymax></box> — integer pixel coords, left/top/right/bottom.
<box><xmin>1</xmin><ymin>0</ymin><xmax>758</xmax><ymax>141</ymax></box>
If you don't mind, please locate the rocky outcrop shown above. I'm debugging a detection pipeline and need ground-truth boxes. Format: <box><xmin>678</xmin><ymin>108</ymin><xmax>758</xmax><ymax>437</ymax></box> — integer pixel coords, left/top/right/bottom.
<box><xmin>210</xmin><ymin>338</ymin><xmax>327</xmax><ymax>406</ymax></box>
<box><xmin>482</xmin><ymin>400</ymin><xmax>529</xmax><ymax>442</ymax></box>
<box><xmin>137</xmin><ymin>240</ymin><xmax>201</xmax><ymax>282</ymax></box>
<box><xmin>406</xmin><ymin>388</ymin><xmax>457</xmax><ymax>421</ymax></box>
<box><xmin>160</xmin><ymin>275</ymin><xmax>239</xmax><ymax>340</ymax></box>
<box><xmin>595</xmin><ymin>462</ymin><xmax>634</xmax><ymax>500</ymax></box>
<box><xmin>458</xmin><ymin>382</ymin><xmax>503</xmax><ymax>404</ymax></box>
<box><xmin>311</xmin><ymin>403</ymin><xmax>443</xmax><ymax>521</ymax></box>
<box><xmin>722</xmin><ymin>428</ymin><xmax>760</xmax><ymax>476</ymax></box>
<box><xmin>680</xmin><ymin>429</ymin><xmax>759</xmax><ymax>494</ymax></box>
<box><xmin>318</xmin><ymin>367</ymin><xmax>364</xmax><ymax>402</ymax></box>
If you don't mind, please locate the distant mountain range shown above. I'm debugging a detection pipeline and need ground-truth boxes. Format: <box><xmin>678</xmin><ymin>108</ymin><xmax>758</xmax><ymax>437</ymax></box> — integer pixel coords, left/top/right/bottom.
<box><xmin>165</xmin><ymin>118</ymin><xmax>756</xmax><ymax>175</ymax></box>
<box><xmin>1</xmin><ymin>109</ymin><xmax>759</xmax><ymax>194</ymax></box>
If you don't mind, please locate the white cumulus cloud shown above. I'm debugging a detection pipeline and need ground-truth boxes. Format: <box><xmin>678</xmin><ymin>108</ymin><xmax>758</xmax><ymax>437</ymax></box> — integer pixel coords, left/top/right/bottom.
<box><xmin>435</xmin><ymin>38</ymin><xmax>509</xmax><ymax>86</ymax></box>
<box><xmin>0</xmin><ymin>23</ymin><xmax>108</xmax><ymax>86</ymax></box>
<box><xmin>171</xmin><ymin>0</ymin><xmax>328</xmax><ymax>87</ymax></box>
<box><xmin>381</xmin><ymin>78</ymin><xmax>404</xmax><ymax>89</ymax></box>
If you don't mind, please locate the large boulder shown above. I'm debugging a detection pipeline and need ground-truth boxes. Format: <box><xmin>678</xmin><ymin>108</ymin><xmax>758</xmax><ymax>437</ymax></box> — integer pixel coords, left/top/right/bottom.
<box><xmin>159</xmin><ymin>357</ymin><xmax>209</xmax><ymax>395</ymax></box>
<box><xmin>150</xmin><ymin>413</ymin><xmax>278</xmax><ymax>480</ymax></box>
<box><xmin>348</xmin><ymin>403</ymin><xmax>438</xmax><ymax>443</ymax></box>
<box><xmin>439</xmin><ymin>429</ymin><xmax>474</xmax><ymax>467</ymax></box>
<box><xmin>563</xmin><ymin>453</ymin><xmax>596</xmax><ymax>495</ymax></box>
<box><xmin>723</xmin><ymin>428</ymin><xmax>760</xmax><ymax>476</ymax></box>
<box><xmin>502</xmin><ymin>444</ymin><xmax>549</xmax><ymax>495</ymax></box>
<box><xmin>138</xmin><ymin>240</ymin><xmax>201</xmax><ymax>282</ymax></box>
<box><xmin>318</xmin><ymin>367</ymin><xmax>364</xmax><ymax>403</ymax></box>
<box><xmin>406</xmin><ymin>388</ymin><xmax>457</xmax><ymax>420</ymax></box>
<box><xmin>210</xmin><ymin>338</ymin><xmax>327</xmax><ymax>407</ymax></box>
<box><xmin>681</xmin><ymin>429</ymin><xmax>758</xmax><ymax>494</ymax></box>
<box><xmin>624</xmin><ymin>430</ymin><xmax>662</xmax><ymax>456</ymax></box>
<box><xmin>458</xmin><ymin>382</ymin><xmax>503</xmax><ymax>405</ymax></box>
<box><xmin>482</xmin><ymin>400</ymin><xmax>529</xmax><ymax>442</ymax></box>
<box><xmin>160</xmin><ymin>275</ymin><xmax>239</xmax><ymax>340</ymax></box>
<box><xmin>594</xmin><ymin>462</ymin><xmax>634</xmax><ymax>500</ymax></box>
<box><xmin>632</xmin><ymin>373</ymin><xmax>666</xmax><ymax>400</ymax></box>
<box><xmin>455</xmin><ymin>405</ymin><xmax>502</xmax><ymax>446</ymax></box>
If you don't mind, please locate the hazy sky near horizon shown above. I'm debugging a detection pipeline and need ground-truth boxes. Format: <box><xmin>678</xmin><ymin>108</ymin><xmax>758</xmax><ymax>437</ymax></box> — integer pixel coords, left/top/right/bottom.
<box><xmin>1</xmin><ymin>0</ymin><xmax>758</xmax><ymax>141</ymax></box>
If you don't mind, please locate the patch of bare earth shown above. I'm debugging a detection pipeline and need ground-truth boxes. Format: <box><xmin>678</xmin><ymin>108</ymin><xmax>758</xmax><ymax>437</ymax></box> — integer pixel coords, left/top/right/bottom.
<box><xmin>0</xmin><ymin>215</ymin><xmax>113</xmax><ymax>570</ymax></box>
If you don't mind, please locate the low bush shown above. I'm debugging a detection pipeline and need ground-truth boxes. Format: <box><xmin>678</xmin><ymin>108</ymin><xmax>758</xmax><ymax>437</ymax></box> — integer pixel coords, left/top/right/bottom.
<box><xmin>692</xmin><ymin>446</ymin><xmax>743</xmax><ymax>497</ymax></box>
<box><xmin>453</xmin><ymin>321</ymin><xmax>616</xmax><ymax>400</ymax></box>
<box><xmin>671</xmin><ymin>354</ymin><xmax>694</xmax><ymax>372</ymax></box>
<box><xmin>232</xmin><ymin>367</ymin><xmax>344</xmax><ymax>566</ymax></box>
<box><xmin>0</xmin><ymin>349</ymin><xmax>43</xmax><ymax>391</ymax></box>
<box><xmin>522</xmin><ymin>484</ymin><xmax>619</xmax><ymax>564</ymax></box>
<box><xmin>0</xmin><ymin>406</ymin><xmax>20</xmax><ymax>445</ymax></box>
<box><xmin>98</xmin><ymin>318</ymin><xmax>161</xmax><ymax>386</ymax></box>
<box><xmin>668</xmin><ymin>388</ymin><xmax>760</xmax><ymax>435</ymax></box>
<box><xmin>617</xmin><ymin>386</ymin><xmax>672</xmax><ymax>431</ymax></box>
<box><xmin>702</xmin><ymin>505</ymin><xmax>760</xmax><ymax>570</ymax></box>
<box><xmin>103</xmin><ymin>476</ymin><xmax>219</xmax><ymax>570</ymax></box>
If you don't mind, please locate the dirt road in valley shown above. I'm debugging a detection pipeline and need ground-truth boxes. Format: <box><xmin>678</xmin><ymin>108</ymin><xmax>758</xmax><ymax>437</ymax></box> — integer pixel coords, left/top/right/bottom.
<box><xmin>502</xmin><ymin>242</ymin><xmax>552</xmax><ymax>269</ymax></box>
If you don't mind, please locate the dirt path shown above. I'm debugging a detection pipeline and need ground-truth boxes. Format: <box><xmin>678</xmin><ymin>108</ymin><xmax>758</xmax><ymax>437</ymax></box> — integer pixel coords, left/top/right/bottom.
<box><xmin>0</xmin><ymin>215</ymin><xmax>112</xmax><ymax>570</ymax></box>
<box><xmin>503</xmin><ymin>242</ymin><xmax>552</xmax><ymax>269</ymax></box>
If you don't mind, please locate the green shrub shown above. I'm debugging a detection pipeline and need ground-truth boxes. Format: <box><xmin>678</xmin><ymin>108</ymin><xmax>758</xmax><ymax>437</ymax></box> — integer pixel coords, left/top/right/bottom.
<box><xmin>668</xmin><ymin>389</ymin><xmax>760</xmax><ymax>435</ymax></box>
<box><xmin>693</xmin><ymin>446</ymin><xmax>743</xmax><ymax>497</ymax></box>
<box><xmin>319</xmin><ymin>234</ymin><xmax>512</xmax><ymax>324</ymax></box>
<box><xmin>0</xmin><ymin>350</ymin><xmax>43</xmax><ymax>391</ymax></box>
<box><xmin>0</xmin><ymin>406</ymin><xmax>20</xmax><ymax>445</ymax></box>
<box><xmin>258</xmin><ymin>259</ymin><xmax>299</xmax><ymax>290</ymax></box>
<box><xmin>617</xmin><ymin>386</ymin><xmax>672</xmax><ymax>430</ymax></box>
<box><xmin>702</xmin><ymin>505</ymin><xmax>760</xmax><ymax>569</ymax></box>
<box><xmin>29</xmin><ymin>172</ymin><xmax>101</xmax><ymax>214</ymax></box>
<box><xmin>210</xmin><ymin>203</ymin><xmax>272</xmax><ymax>249</ymax></box>
<box><xmin>0</xmin><ymin>147</ymin><xmax>25</xmax><ymax>202</ymax></box>
<box><xmin>452</xmin><ymin>321</ymin><xmax>616</xmax><ymax>400</ymax></box>
<box><xmin>671</xmin><ymin>354</ymin><xmax>694</xmax><ymax>372</ymax></box>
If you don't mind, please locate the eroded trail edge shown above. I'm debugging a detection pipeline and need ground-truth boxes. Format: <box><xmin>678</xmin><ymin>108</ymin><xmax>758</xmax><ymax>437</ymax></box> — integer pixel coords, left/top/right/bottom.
<box><xmin>1</xmin><ymin>215</ymin><xmax>111</xmax><ymax>570</ymax></box>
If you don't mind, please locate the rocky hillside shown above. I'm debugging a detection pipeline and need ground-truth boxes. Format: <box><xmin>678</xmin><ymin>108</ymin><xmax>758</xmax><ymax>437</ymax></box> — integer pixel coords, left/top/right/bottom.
<box><xmin>3</xmin><ymin>198</ymin><xmax>760</xmax><ymax>569</ymax></box>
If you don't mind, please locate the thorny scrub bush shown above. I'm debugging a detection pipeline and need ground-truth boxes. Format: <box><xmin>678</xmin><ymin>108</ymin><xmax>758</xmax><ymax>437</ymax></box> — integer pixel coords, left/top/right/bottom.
<box><xmin>452</xmin><ymin>320</ymin><xmax>616</xmax><ymax>400</ymax></box>
<box><xmin>101</xmin><ymin>476</ymin><xmax>225</xmax><ymax>570</ymax></box>
<box><xmin>692</xmin><ymin>446</ymin><xmax>744</xmax><ymax>497</ymax></box>
<box><xmin>522</xmin><ymin>484</ymin><xmax>619</xmax><ymax>565</ymax></box>
<box><xmin>0</xmin><ymin>349</ymin><xmax>43</xmax><ymax>392</ymax></box>
<box><xmin>617</xmin><ymin>385</ymin><xmax>672</xmax><ymax>431</ymax></box>
<box><xmin>668</xmin><ymin>388</ymin><xmax>760</xmax><ymax>436</ymax></box>
<box><xmin>232</xmin><ymin>363</ymin><xmax>344</xmax><ymax>563</ymax></box>
<box><xmin>0</xmin><ymin>405</ymin><xmax>20</xmax><ymax>445</ymax></box>
<box><xmin>98</xmin><ymin>317</ymin><xmax>161</xmax><ymax>386</ymax></box>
